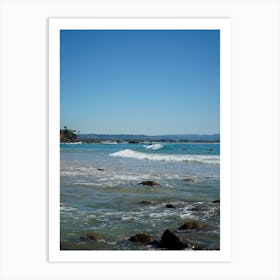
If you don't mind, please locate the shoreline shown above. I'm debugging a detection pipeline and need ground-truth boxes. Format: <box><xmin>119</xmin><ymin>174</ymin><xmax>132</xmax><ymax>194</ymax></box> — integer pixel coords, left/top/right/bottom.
<box><xmin>61</xmin><ymin>140</ymin><xmax>220</xmax><ymax>144</ymax></box>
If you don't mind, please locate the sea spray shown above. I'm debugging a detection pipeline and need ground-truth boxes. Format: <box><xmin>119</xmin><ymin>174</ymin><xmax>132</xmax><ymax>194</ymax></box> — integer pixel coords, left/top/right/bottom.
<box><xmin>143</xmin><ymin>143</ymin><xmax>164</xmax><ymax>150</ymax></box>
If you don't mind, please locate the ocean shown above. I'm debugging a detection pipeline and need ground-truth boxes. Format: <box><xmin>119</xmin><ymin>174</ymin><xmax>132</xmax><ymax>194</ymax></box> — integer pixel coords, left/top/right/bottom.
<box><xmin>60</xmin><ymin>142</ymin><xmax>220</xmax><ymax>250</ymax></box>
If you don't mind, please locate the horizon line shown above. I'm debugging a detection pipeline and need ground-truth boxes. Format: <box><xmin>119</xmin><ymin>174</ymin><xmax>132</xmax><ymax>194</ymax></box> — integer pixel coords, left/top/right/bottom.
<box><xmin>77</xmin><ymin>132</ymin><xmax>220</xmax><ymax>136</ymax></box>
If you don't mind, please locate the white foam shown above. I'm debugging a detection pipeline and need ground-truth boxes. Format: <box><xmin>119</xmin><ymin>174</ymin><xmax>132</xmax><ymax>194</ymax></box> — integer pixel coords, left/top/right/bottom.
<box><xmin>102</xmin><ymin>141</ymin><xmax>117</xmax><ymax>144</ymax></box>
<box><xmin>109</xmin><ymin>149</ymin><xmax>220</xmax><ymax>165</ymax></box>
<box><xmin>143</xmin><ymin>143</ymin><xmax>163</xmax><ymax>150</ymax></box>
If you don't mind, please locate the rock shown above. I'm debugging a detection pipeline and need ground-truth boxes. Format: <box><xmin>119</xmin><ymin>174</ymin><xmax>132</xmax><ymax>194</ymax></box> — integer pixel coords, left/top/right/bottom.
<box><xmin>97</xmin><ymin>168</ymin><xmax>104</xmax><ymax>171</ymax></box>
<box><xmin>86</xmin><ymin>232</ymin><xmax>98</xmax><ymax>241</ymax></box>
<box><xmin>166</xmin><ymin>204</ymin><xmax>176</xmax><ymax>209</ymax></box>
<box><xmin>212</xmin><ymin>199</ymin><xmax>220</xmax><ymax>203</ymax></box>
<box><xmin>159</xmin><ymin>229</ymin><xmax>188</xmax><ymax>250</ymax></box>
<box><xmin>138</xmin><ymin>180</ymin><xmax>159</xmax><ymax>187</ymax></box>
<box><xmin>129</xmin><ymin>233</ymin><xmax>153</xmax><ymax>244</ymax></box>
<box><xmin>178</xmin><ymin>220</ymin><xmax>212</xmax><ymax>231</ymax></box>
<box><xmin>183</xmin><ymin>178</ymin><xmax>195</xmax><ymax>183</ymax></box>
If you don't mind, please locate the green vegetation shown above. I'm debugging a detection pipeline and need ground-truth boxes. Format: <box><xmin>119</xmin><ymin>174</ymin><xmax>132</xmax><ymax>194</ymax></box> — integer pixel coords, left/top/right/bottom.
<box><xmin>60</xmin><ymin>126</ymin><xmax>78</xmax><ymax>143</ymax></box>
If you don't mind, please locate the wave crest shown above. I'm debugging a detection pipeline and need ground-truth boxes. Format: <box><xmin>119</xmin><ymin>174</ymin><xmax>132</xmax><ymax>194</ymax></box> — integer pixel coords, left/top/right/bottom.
<box><xmin>143</xmin><ymin>143</ymin><xmax>163</xmax><ymax>150</ymax></box>
<box><xmin>109</xmin><ymin>149</ymin><xmax>219</xmax><ymax>165</ymax></box>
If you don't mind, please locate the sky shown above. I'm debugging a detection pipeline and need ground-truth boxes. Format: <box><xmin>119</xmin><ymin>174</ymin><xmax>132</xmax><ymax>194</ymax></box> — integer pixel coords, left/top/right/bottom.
<box><xmin>60</xmin><ymin>30</ymin><xmax>220</xmax><ymax>135</ymax></box>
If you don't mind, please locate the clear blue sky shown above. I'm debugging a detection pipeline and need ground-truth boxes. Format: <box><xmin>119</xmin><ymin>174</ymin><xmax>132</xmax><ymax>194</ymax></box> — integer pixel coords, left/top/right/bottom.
<box><xmin>60</xmin><ymin>30</ymin><xmax>220</xmax><ymax>135</ymax></box>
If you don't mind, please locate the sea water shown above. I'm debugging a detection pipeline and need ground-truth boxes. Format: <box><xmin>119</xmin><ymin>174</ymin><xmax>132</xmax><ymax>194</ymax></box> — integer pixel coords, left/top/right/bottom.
<box><xmin>60</xmin><ymin>142</ymin><xmax>220</xmax><ymax>250</ymax></box>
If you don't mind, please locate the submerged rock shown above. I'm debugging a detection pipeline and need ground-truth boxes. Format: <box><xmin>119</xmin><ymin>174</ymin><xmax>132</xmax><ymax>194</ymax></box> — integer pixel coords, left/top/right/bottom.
<box><xmin>160</xmin><ymin>229</ymin><xmax>188</xmax><ymax>250</ymax></box>
<box><xmin>165</xmin><ymin>204</ymin><xmax>176</xmax><ymax>209</ymax></box>
<box><xmin>212</xmin><ymin>199</ymin><xmax>220</xmax><ymax>203</ymax></box>
<box><xmin>178</xmin><ymin>220</ymin><xmax>212</xmax><ymax>231</ymax></box>
<box><xmin>97</xmin><ymin>168</ymin><xmax>104</xmax><ymax>171</ymax></box>
<box><xmin>138</xmin><ymin>180</ymin><xmax>159</xmax><ymax>187</ymax></box>
<box><xmin>182</xmin><ymin>178</ymin><xmax>195</xmax><ymax>183</ymax></box>
<box><xmin>86</xmin><ymin>232</ymin><xmax>98</xmax><ymax>241</ymax></box>
<box><xmin>129</xmin><ymin>233</ymin><xmax>153</xmax><ymax>244</ymax></box>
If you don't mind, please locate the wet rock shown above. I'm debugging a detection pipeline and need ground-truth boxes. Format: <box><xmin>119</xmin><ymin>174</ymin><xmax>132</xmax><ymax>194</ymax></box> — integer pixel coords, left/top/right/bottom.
<box><xmin>183</xmin><ymin>178</ymin><xmax>195</xmax><ymax>183</ymax></box>
<box><xmin>86</xmin><ymin>232</ymin><xmax>98</xmax><ymax>241</ymax></box>
<box><xmin>178</xmin><ymin>220</ymin><xmax>212</xmax><ymax>231</ymax></box>
<box><xmin>97</xmin><ymin>168</ymin><xmax>104</xmax><ymax>171</ymax></box>
<box><xmin>166</xmin><ymin>204</ymin><xmax>176</xmax><ymax>209</ymax></box>
<box><xmin>212</xmin><ymin>199</ymin><xmax>220</xmax><ymax>203</ymax></box>
<box><xmin>138</xmin><ymin>180</ymin><xmax>159</xmax><ymax>187</ymax></box>
<box><xmin>159</xmin><ymin>229</ymin><xmax>188</xmax><ymax>250</ymax></box>
<box><xmin>129</xmin><ymin>233</ymin><xmax>153</xmax><ymax>244</ymax></box>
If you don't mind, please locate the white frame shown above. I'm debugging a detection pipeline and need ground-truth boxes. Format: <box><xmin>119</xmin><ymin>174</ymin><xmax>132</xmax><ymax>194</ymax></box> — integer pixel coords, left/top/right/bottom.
<box><xmin>1</xmin><ymin>1</ymin><xmax>279</xmax><ymax>279</ymax></box>
<box><xmin>49</xmin><ymin>18</ymin><xmax>231</xmax><ymax>262</ymax></box>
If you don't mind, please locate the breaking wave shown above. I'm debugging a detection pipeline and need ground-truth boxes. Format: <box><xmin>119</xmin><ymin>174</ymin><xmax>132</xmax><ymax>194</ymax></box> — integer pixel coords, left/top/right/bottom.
<box><xmin>143</xmin><ymin>143</ymin><xmax>164</xmax><ymax>150</ymax></box>
<box><xmin>109</xmin><ymin>149</ymin><xmax>219</xmax><ymax>165</ymax></box>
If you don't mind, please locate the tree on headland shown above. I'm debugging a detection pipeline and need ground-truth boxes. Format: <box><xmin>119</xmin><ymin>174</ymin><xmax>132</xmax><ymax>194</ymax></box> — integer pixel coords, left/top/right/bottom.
<box><xmin>60</xmin><ymin>126</ymin><xmax>78</xmax><ymax>143</ymax></box>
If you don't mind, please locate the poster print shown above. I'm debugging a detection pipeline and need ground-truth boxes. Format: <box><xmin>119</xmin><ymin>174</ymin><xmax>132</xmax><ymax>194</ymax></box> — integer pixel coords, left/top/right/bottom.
<box><xmin>49</xmin><ymin>18</ymin><xmax>231</xmax><ymax>262</ymax></box>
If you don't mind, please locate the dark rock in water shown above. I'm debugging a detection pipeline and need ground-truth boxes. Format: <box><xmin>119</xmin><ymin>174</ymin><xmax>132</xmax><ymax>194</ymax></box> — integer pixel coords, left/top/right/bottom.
<box><xmin>86</xmin><ymin>232</ymin><xmax>98</xmax><ymax>241</ymax></box>
<box><xmin>160</xmin><ymin>229</ymin><xmax>188</xmax><ymax>250</ymax></box>
<box><xmin>212</xmin><ymin>199</ymin><xmax>220</xmax><ymax>203</ymax></box>
<box><xmin>178</xmin><ymin>220</ymin><xmax>212</xmax><ymax>231</ymax></box>
<box><xmin>182</xmin><ymin>178</ymin><xmax>195</xmax><ymax>183</ymax></box>
<box><xmin>97</xmin><ymin>168</ymin><xmax>104</xmax><ymax>171</ymax></box>
<box><xmin>139</xmin><ymin>180</ymin><xmax>159</xmax><ymax>187</ymax></box>
<box><xmin>129</xmin><ymin>233</ymin><xmax>153</xmax><ymax>244</ymax></box>
<box><xmin>166</xmin><ymin>204</ymin><xmax>176</xmax><ymax>209</ymax></box>
<box><xmin>129</xmin><ymin>141</ymin><xmax>139</xmax><ymax>144</ymax></box>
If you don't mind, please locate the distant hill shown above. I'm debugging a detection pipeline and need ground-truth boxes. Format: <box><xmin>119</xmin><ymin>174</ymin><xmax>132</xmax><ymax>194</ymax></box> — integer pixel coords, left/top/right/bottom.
<box><xmin>78</xmin><ymin>133</ymin><xmax>220</xmax><ymax>142</ymax></box>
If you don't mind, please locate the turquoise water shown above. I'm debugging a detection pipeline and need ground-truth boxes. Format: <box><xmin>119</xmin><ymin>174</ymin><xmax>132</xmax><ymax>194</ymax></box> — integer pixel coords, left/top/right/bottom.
<box><xmin>60</xmin><ymin>142</ymin><xmax>220</xmax><ymax>250</ymax></box>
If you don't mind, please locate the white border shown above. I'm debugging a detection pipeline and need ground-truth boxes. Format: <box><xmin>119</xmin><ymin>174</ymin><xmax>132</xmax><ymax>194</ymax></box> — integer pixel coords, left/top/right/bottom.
<box><xmin>49</xmin><ymin>18</ymin><xmax>231</xmax><ymax>262</ymax></box>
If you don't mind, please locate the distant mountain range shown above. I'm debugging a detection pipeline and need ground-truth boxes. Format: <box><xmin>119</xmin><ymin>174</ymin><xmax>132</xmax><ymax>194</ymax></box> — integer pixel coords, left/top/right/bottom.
<box><xmin>78</xmin><ymin>133</ymin><xmax>220</xmax><ymax>142</ymax></box>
